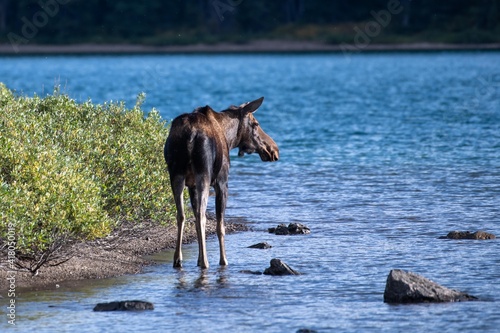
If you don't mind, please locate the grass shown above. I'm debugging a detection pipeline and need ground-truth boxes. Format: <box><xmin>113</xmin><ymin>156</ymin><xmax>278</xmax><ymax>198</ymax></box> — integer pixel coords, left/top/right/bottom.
<box><xmin>0</xmin><ymin>83</ymin><xmax>177</xmax><ymax>261</ymax></box>
<box><xmin>267</xmin><ymin>24</ymin><xmax>500</xmax><ymax>45</ymax></box>
<box><xmin>138</xmin><ymin>24</ymin><xmax>500</xmax><ymax>46</ymax></box>
<box><xmin>3</xmin><ymin>24</ymin><xmax>497</xmax><ymax>47</ymax></box>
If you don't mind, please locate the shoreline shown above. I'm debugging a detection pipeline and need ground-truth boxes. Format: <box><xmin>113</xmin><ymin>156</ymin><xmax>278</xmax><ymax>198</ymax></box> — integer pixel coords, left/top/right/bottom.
<box><xmin>0</xmin><ymin>217</ymin><xmax>248</xmax><ymax>292</ymax></box>
<box><xmin>1</xmin><ymin>41</ymin><xmax>500</xmax><ymax>55</ymax></box>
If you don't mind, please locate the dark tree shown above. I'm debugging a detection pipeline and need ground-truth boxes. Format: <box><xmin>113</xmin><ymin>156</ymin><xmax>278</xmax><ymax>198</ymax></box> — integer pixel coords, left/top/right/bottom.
<box><xmin>1</xmin><ymin>0</ymin><xmax>498</xmax><ymax>44</ymax></box>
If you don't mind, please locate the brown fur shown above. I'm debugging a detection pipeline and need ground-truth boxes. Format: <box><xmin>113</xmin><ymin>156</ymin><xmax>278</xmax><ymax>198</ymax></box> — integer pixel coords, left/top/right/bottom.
<box><xmin>164</xmin><ymin>97</ymin><xmax>278</xmax><ymax>269</ymax></box>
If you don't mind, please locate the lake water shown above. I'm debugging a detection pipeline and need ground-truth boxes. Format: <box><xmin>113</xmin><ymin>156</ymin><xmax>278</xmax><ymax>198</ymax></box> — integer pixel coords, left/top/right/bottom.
<box><xmin>1</xmin><ymin>52</ymin><xmax>499</xmax><ymax>332</ymax></box>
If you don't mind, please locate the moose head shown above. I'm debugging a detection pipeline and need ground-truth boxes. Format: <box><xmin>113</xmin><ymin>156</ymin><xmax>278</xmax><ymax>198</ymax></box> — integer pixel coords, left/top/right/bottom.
<box><xmin>234</xmin><ymin>97</ymin><xmax>279</xmax><ymax>162</ymax></box>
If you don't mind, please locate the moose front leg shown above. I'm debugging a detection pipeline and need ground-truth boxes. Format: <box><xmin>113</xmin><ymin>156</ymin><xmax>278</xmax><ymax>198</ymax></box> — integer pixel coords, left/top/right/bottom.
<box><xmin>215</xmin><ymin>180</ymin><xmax>228</xmax><ymax>266</ymax></box>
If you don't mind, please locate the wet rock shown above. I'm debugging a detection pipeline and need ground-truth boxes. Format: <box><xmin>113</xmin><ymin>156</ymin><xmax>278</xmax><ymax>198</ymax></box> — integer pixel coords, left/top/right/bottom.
<box><xmin>297</xmin><ymin>329</ymin><xmax>318</xmax><ymax>333</ymax></box>
<box><xmin>270</xmin><ymin>224</ymin><xmax>289</xmax><ymax>235</ymax></box>
<box><xmin>439</xmin><ymin>230</ymin><xmax>496</xmax><ymax>240</ymax></box>
<box><xmin>248</xmin><ymin>242</ymin><xmax>272</xmax><ymax>249</ymax></box>
<box><xmin>93</xmin><ymin>300</ymin><xmax>154</xmax><ymax>311</ymax></box>
<box><xmin>288</xmin><ymin>223</ymin><xmax>311</xmax><ymax>234</ymax></box>
<box><xmin>268</xmin><ymin>223</ymin><xmax>310</xmax><ymax>235</ymax></box>
<box><xmin>384</xmin><ymin>269</ymin><xmax>477</xmax><ymax>303</ymax></box>
<box><xmin>263</xmin><ymin>258</ymin><xmax>301</xmax><ymax>276</ymax></box>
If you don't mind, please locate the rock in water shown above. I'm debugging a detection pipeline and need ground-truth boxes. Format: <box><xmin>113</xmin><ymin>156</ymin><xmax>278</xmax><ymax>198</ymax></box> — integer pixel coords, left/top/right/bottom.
<box><xmin>93</xmin><ymin>300</ymin><xmax>154</xmax><ymax>311</ymax></box>
<box><xmin>439</xmin><ymin>230</ymin><xmax>496</xmax><ymax>240</ymax></box>
<box><xmin>268</xmin><ymin>224</ymin><xmax>290</xmax><ymax>235</ymax></box>
<box><xmin>248</xmin><ymin>242</ymin><xmax>272</xmax><ymax>249</ymax></box>
<box><xmin>288</xmin><ymin>223</ymin><xmax>311</xmax><ymax>234</ymax></box>
<box><xmin>263</xmin><ymin>258</ymin><xmax>301</xmax><ymax>276</ymax></box>
<box><xmin>384</xmin><ymin>269</ymin><xmax>477</xmax><ymax>303</ymax></box>
<box><xmin>240</xmin><ymin>270</ymin><xmax>263</xmax><ymax>275</ymax></box>
<box><xmin>268</xmin><ymin>223</ymin><xmax>311</xmax><ymax>235</ymax></box>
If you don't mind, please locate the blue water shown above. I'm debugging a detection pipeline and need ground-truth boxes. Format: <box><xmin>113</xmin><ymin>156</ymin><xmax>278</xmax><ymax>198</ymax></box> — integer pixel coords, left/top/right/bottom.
<box><xmin>1</xmin><ymin>52</ymin><xmax>499</xmax><ymax>332</ymax></box>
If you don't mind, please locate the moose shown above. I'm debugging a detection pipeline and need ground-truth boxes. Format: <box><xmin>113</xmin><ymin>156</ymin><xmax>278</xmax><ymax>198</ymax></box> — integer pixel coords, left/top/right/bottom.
<box><xmin>164</xmin><ymin>97</ymin><xmax>279</xmax><ymax>269</ymax></box>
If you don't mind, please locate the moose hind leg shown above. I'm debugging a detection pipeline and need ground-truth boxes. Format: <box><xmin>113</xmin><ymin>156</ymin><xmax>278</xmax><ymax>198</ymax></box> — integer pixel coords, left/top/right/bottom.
<box><xmin>171</xmin><ymin>176</ymin><xmax>186</xmax><ymax>268</ymax></box>
<box><xmin>188</xmin><ymin>186</ymin><xmax>198</xmax><ymax>214</ymax></box>
<box><xmin>194</xmin><ymin>175</ymin><xmax>210</xmax><ymax>269</ymax></box>
<box><xmin>215</xmin><ymin>180</ymin><xmax>228</xmax><ymax>266</ymax></box>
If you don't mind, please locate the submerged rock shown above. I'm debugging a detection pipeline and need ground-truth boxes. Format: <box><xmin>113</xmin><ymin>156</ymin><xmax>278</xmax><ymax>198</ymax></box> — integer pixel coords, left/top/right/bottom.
<box><xmin>240</xmin><ymin>270</ymin><xmax>263</xmax><ymax>275</ymax></box>
<box><xmin>263</xmin><ymin>258</ymin><xmax>301</xmax><ymax>276</ymax></box>
<box><xmin>93</xmin><ymin>300</ymin><xmax>154</xmax><ymax>311</ymax></box>
<box><xmin>439</xmin><ymin>230</ymin><xmax>496</xmax><ymax>240</ymax></box>
<box><xmin>268</xmin><ymin>223</ymin><xmax>311</xmax><ymax>235</ymax></box>
<box><xmin>248</xmin><ymin>242</ymin><xmax>272</xmax><ymax>249</ymax></box>
<box><xmin>384</xmin><ymin>269</ymin><xmax>477</xmax><ymax>303</ymax></box>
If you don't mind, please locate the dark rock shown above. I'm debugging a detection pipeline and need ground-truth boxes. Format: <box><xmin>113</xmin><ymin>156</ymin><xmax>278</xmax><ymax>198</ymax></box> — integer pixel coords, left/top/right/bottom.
<box><xmin>269</xmin><ymin>223</ymin><xmax>310</xmax><ymax>235</ymax></box>
<box><xmin>439</xmin><ymin>230</ymin><xmax>496</xmax><ymax>240</ymax></box>
<box><xmin>288</xmin><ymin>223</ymin><xmax>310</xmax><ymax>234</ymax></box>
<box><xmin>248</xmin><ymin>242</ymin><xmax>272</xmax><ymax>249</ymax></box>
<box><xmin>93</xmin><ymin>300</ymin><xmax>154</xmax><ymax>312</ymax></box>
<box><xmin>384</xmin><ymin>269</ymin><xmax>477</xmax><ymax>303</ymax></box>
<box><xmin>274</xmin><ymin>224</ymin><xmax>290</xmax><ymax>235</ymax></box>
<box><xmin>263</xmin><ymin>258</ymin><xmax>301</xmax><ymax>276</ymax></box>
<box><xmin>240</xmin><ymin>270</ymin><xmax>263</xmax><ymax>275</ymax></box>
<box><xmin>297</xmin><ymin>329</ymin><xmax>317</xmax><ymax>333</ymax></box>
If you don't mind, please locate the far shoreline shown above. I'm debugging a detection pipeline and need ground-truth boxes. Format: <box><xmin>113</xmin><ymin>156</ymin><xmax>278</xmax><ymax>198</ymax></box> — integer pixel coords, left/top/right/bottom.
<box><xmin>1</xmin><ymin>40</ymin><xmax>500</xmax><ymax>55</ymax></box>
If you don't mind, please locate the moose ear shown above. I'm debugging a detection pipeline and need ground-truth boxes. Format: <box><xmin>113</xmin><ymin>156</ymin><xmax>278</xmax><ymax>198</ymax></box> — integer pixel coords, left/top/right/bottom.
<box><xmin>241</xmin><ymin>97</ymin><xmax>264</xmax><ymax>114</ymax></box>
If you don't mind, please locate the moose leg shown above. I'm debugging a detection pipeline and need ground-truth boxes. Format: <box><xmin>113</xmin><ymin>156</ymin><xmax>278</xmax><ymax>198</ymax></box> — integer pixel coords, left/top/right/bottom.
<box><xmin>188</xmin><ymin>187</ymin><xmax>198</xmax><ymax>213</ymax></box>
<box><xmin>171</xmin><ymin>176</ymin><xmax>186</xmax><ymax>268</ymax></box>
<box><xmin>215</xmin><ymin>180</ymin><xmax>228</xmax><ymax>266</ymax></box>
<box><xmin>195</xmin><ymin>175</ymin><xmax>210</xmax><ymax>269</ymax></box>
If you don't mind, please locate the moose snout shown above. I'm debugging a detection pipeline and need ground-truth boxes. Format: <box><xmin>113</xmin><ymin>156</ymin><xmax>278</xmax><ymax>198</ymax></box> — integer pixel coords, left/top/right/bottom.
<box><xmin>261</xmin><ymin>141</ymin><xmax>279</xmax><ymax>162</ymax></box>
<box><xmin>272</xmin><ymin>149</ymin><xmax>279</xmax><ymax>161</ymax></box>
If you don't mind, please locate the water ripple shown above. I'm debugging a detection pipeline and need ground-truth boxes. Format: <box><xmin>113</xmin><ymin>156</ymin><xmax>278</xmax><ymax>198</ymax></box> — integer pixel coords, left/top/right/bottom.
<box><xmin>1</xmin><ymin>52</ymin><xmax>499</xmax><ymax>332</ymax></box>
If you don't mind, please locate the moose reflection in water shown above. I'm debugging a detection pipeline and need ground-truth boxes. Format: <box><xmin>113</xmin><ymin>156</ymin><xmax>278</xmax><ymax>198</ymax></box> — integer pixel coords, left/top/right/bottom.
<box><xmin>164</xmin><ymin>97</ymin><xmax>279</xmax><ymax>269</ymax></box>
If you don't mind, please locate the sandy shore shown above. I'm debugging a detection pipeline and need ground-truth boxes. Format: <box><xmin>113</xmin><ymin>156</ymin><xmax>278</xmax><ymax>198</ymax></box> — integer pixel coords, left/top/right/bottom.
<box><xmin>0</xmin><ymin>217</ymin><xmax>248</xmax><ymax>291</ymax></box>
<box><xmin>1</xmin><ymin>40</ymin><xmax>499</xmax><ymax>54</ymax></box>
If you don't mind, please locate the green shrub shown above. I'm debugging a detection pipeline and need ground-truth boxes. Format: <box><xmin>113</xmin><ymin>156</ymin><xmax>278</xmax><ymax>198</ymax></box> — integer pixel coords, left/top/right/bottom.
<box><xmin>0</xmin><ymin>83</ymin><xmax>176</xmax><ymax>256</ymax></box>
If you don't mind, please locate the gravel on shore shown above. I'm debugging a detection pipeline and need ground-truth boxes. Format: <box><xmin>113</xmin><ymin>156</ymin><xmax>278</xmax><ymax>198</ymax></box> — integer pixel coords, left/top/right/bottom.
<box><xmin>0</xmin><ymin>217</ymin><xmax>248</xmax><ymax>291</ymax></box>
<box><xmin>1</xmin><ymin>41</ymin><xmax>499</xmax><ymax>55</ymax></box>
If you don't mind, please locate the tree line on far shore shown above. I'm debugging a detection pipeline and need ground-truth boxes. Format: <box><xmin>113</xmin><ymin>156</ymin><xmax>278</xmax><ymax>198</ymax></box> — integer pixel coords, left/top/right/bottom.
<box><xmin>0</xmin><ymin>0</ymin><xmax>499</xmax><ymax>45</ymax></box>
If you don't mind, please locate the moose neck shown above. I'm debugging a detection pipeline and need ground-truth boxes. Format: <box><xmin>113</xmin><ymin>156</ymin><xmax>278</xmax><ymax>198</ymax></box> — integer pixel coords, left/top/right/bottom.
<box><xmin>213</xmin><ymin>111</ymin><xmax>243</xmax><ymax>151</ymax></box>
<box><xmin>221</xmin><ymin>115</ymin><xmax>241</xmax><ymax>150</ymax></box>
